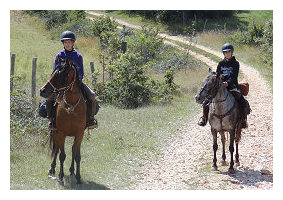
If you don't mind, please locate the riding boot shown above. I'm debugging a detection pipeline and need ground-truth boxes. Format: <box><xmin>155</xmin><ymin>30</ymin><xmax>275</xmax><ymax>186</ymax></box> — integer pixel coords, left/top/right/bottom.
<box><xmin>80</xmin><ymin>82</ymin><xmax>98</xmax><ymax>129</ymax></box>
<box><xmin>46</xmin><ymin>95</ymin><xmax>56</xmax><ymax>130</ymax></box>
<box><xmin>198</xmin><ymin>103</ymin><xmax>209</xmax><ymax>126</ymax></box>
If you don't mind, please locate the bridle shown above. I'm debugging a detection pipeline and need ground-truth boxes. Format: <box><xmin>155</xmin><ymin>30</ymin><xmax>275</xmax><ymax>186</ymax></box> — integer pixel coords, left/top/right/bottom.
<box><xmin>200</xmin><ymin>74</ymin><xmax>221</xmax><ymax>104</ymax></box>
<box><xmin>48</xmin><ymin>64</ymin><xmax>77</xmax><ymax>93</ymax></box>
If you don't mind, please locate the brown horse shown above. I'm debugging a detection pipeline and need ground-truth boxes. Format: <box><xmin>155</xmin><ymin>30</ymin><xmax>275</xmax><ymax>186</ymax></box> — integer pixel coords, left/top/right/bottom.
<box><xmin>40</xmin><ymin>57</ymin><xmax>87</xmax><ymax>185</ymax></box>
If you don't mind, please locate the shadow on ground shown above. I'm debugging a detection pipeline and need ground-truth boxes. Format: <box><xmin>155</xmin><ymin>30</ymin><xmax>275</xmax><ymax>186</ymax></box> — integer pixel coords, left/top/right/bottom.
<box><xmin>218</xmin><ymin>167</ymin><xmax>273</xmax><ymax>187</ymax></box>
<box><xmin>63</xmin><ymin>175</ymin><xmax>110</xmax><ymax>190</ymax></box>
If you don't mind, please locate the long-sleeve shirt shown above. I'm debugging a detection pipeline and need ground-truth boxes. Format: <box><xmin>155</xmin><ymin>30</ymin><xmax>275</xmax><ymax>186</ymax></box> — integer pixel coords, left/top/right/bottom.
<box><xmin>216</xmin><ymin>56</ymin><xmax>239</xmax><ymax>90</ymax></box>
<box><xmin>53</xmin><ymin>48</ymin><xmax>84</xmax><ymax>80</ymax></box>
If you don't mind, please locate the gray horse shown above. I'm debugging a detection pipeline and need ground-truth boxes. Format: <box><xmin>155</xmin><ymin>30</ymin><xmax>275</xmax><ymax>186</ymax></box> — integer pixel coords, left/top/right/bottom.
<box><xmin>195</xmin><ymin>68</ymin><xmax>242</xmax><ymax>173</ymax></box>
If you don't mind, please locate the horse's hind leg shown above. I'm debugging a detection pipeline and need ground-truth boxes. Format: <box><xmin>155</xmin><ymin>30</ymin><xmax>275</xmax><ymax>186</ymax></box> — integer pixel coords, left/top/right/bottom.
<box><xmin>211</xmin><ymin>129</ymin><xmax>218</xmax><ymax>170</ymax></box>
<box><xmin>220</xmin><ymin>132</ymin><xmax>227</xmax><ymax>166</ymax></box>
<box><xmin>49</xmin><ymin>146</ymin><xmax>59</xmax><ymax>178</ymax></box>
<box><xmin>228</xmin><ymin>131</ymin><xmax>235</xmax><ymax>174</ymax></box>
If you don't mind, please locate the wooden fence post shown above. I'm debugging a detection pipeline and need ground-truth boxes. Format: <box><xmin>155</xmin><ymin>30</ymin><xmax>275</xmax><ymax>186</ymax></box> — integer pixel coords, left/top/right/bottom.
<box><xmin>10</xmin><ymin>53</ymin><xmax>16</xmax><ymax>92</ymax></box>
<box><xmin>31</xmin><ymin>58</ymin><xmax>37</xmax><ymax>102</ymax></box>
<box><xmin>90</xmin><ymin>62</ymin><xmax>94</xmax><ymax>73</ymax></box>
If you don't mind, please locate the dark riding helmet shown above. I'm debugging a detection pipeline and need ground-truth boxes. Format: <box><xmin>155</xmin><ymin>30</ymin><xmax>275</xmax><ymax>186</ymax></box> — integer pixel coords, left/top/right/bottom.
<box><xmin>61</xmin><ymin>30</ymin><xmax>76</xmax><ymax>42</ymax></box>
<box><xmin>222</xmin><ymin>43</ymin><xmax>234</xmax><ymax>52</ymax></box>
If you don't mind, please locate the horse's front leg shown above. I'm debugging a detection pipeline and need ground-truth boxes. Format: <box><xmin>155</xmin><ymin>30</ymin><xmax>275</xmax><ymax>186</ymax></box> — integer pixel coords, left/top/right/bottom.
<box><xmin>211</xmin><ymin>129</ymin><xmax>218</xmax><ymax>170</ymax></box>
<box><xmin>58</xmin><ymin>148</ymin><xmax>66</xmax><ymax>185</ymax></box>
<box><xmin>73</xmin><ymin>135</ymin><xmax>83</xmax><ymax>184</ymax></box>
<box><xmin>69</xmin><ymin>145</ymin><xmax>75</xmax><ymax>176</ymax></box>
<box><xmin>220</xmin><ymin>132</ymin><xmax>227</xmax><ymax>166</ymax></box>
<box><xmin>235</xmin><ymin>142</ymin><xmax>240</xmax><ymax>166</ymax></box>
<box><xmin>228</xmin><ymin>131</ymin><xmax>235</xmax><ymax>174</ymax></box>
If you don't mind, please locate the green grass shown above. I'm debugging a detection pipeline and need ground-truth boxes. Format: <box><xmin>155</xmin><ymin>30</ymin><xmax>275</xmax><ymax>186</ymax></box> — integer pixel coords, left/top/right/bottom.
<box><xmin>10</xmin><ymin>11</ymin><xmax>209</xmax><ymax>189</ymax></box>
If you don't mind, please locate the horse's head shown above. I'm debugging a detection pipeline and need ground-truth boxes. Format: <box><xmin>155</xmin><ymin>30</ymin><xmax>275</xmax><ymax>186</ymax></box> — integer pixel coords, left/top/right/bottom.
<box><xmin>195</xmin><ymin>68</ymin><xmax>223</xmax><ymax>104</ymax></box>
<box><xmin>40</xmin><ymin>56</ymin><xmax>77</xmax><ymax>98</ymax></box>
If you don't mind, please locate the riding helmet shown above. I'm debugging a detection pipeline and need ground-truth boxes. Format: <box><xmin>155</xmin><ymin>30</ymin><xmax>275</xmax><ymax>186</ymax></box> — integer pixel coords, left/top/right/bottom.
<box><xmin>222</xmin><ymin>43</ymin><xmax>234</xmax><ymax>52</ymax></box>
<box><xmin>60</xmin><ymin>30</ymin><xmax>76</xmax><ymax>42</ymax></box>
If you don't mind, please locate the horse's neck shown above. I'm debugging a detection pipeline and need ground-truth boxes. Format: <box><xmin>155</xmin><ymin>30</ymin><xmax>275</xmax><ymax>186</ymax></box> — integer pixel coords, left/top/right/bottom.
<box><xmin>212</xmin><ymin>83</ymin><xmax>235</xmax><ymax>113</ymax></box>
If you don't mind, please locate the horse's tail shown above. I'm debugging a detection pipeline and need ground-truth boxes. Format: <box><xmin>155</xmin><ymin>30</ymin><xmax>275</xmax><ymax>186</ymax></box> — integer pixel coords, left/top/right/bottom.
<box><xmin>235</xmin><ymin>121</ymin><xmax>242</xmax><ymax>144</ymax></box>
<box><xmin>49</xmin><ymin>130</ymin><xmax>56</xmax><ymax>159</ymax></box>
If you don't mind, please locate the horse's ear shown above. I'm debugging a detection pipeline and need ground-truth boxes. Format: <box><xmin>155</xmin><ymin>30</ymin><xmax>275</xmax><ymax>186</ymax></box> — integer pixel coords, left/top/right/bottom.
<box><xmin>208</xmin><ymin>68</ymin><xmax>212</xmax><ymax>73</ymax></box>
<box><xmin>57</xmin><ymin>56</ymin><xmax>63</xmax><ymax>63</ymax></box>
<box><xmin>216</xmin><ymin>71</ymin><xmax>223</xmax><ymax>79</ymax></box>
<box><xmin>65</xmin><ymin>57</ymin><xmax>70</xmax><ymax>67</ymax></box>
<box><xmin>216</xmin><ymin>71</ymin><xmax>220</xmax><ymax>77</ymax></box>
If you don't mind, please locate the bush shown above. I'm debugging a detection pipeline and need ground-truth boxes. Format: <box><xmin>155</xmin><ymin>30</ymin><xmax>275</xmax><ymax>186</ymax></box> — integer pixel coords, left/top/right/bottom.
<box><xmin>98</xmin><ymin>52</ymin><xmax>178</xmax><ymax>108</ymax></box>
<box><xmin>126</xmin><ymin>26</ymin><xmax>163</xmax><ymax>63</ymax></box>
<box><xmin>10</xmin><ymin>89</ymin><xmax>48</xmax><ymax>143</ymax></box>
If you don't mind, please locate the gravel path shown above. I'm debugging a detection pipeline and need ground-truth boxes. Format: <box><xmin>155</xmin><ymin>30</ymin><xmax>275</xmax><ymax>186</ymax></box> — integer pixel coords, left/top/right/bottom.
<box><xmin>87</xmin><ymin>11</ymin><xmax>273</xmax><ymax>190</ymax></box>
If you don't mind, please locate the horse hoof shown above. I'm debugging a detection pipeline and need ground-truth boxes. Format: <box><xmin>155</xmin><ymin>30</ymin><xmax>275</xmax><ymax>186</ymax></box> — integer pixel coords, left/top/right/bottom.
<box><xmin>212</xmin><ymin>165</ymin><xmax>218</xmax><ymax>171</ymax></box>
<box><xmin>228</xmin><ymin>168</ymin><xmax>235</xmax><ymax>174</ymax></box>
<box><xmin>221</xmin><ymin>161</ymin><xmax>228</xmax><ymax>166</ymax></box>
<box><xmin>58</xmin><ymin>179</ymin><xmax>64</xmax><ymax>186</ymax></box>
<box><xmin>235</xmin><ymin>161</ymin><xmax>240</xmax><ymax>167</ymax></box>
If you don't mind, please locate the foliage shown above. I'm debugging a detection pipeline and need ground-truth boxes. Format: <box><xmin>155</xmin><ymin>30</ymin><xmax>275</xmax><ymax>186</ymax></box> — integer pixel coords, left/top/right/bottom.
<box><xmin>10</xmin><ymin>88</ymin><xmax>48</xmax><ymax>141</ymax></box>
<box><xmin>123</xmin><ymin>10</ymin><xmax>235</xmax><ymax>23</ymax></box>
<box><xmin>97</xmin><ymin>52</ymin><xmax>178</xmax><ymax>108</ymax></box>
<box><xmin>126</xmin><ymin>26</ymin><xmax>163</xmax><ymax>63</ymax></box>
<box><xmin>230</xmin><ymin>19</ymin><xmax>273</xmax><ymax>65</ymax></box>
<box><xmin>25</xmin><ymin>10</ymin><xmax>86</xmax><ymax>30</ymax></box>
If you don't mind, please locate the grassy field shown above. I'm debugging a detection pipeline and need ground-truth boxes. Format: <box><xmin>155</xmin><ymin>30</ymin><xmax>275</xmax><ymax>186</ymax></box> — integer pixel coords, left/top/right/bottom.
<box><xmin>10</xmin><ymin>11</ymin><xmax>209</xmax><ymax>189</ymax></box>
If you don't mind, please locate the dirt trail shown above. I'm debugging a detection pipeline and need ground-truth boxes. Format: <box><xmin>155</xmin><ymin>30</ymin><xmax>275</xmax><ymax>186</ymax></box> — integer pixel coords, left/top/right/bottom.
<box><xmin>87</xmin><ymin>11</ymin><xmax>273</xmax><ymax>189</ymax></box>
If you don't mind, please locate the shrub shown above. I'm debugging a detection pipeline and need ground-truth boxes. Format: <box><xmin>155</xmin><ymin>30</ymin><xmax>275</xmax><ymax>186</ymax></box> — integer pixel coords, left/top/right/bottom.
<box><xmin>126</xmin><ymin>26</ymin><xmax>163</xmax><ymax>63</ymax></box>
<box><xmin>10</xmin><ymin>89</ymin><xmax>48</xmax><ymax>145</ymax></box>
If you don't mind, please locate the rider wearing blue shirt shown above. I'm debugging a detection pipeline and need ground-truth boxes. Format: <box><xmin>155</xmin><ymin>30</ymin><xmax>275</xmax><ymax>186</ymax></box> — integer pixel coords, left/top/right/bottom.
<box><xmin>198</xmin><ymin>43</ymin><xmax>250</xmax><ymax>128</ymax></box>
<box><xmin>46</xmin><ymin>31</ymin><xmax>97</xmax><ymax>129</ymax></box>
<box><xmin>54</xmin><ymin>48</ymin><xmax>84</xmax><ymax>80</ymax></box>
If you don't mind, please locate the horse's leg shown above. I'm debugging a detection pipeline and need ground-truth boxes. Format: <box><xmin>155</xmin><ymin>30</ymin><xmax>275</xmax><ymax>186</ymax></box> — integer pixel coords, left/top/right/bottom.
<box><xmin>69</xmin><ymin>145</ymin><xmax>75</xmax><ymax>176</ymax></box>
<box><xmin>48</xmin><ymin>146</ymin><xmax>59</xmax><ymax>177</ymax></box>
<box><xmin>211</xmin><ymin>129</ymin><xmax>218</xmax><ymax>170</ymax></box>
<box><xmin>220</xmin><ymin>132</ymin><xmax>227</xmax><ymax>166</ymax></box>
<box><xmin>73</xmin><ymin>134</ymin><xmax>84</xmax><ymax>184</ymax></box>
<box><xmin>235</xmin><ymin>142</ymin><xmax>240</xmax><ymax>166</ymax></box>
<box><xmin>228</xmin><ymin>131</ymin><xmax>235</xmax><ymax>174</ymax></box>
<box><xmin>55</xmin><ymin>134</ymin><xmax>66</xmax><ymax>185</ymax></box>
